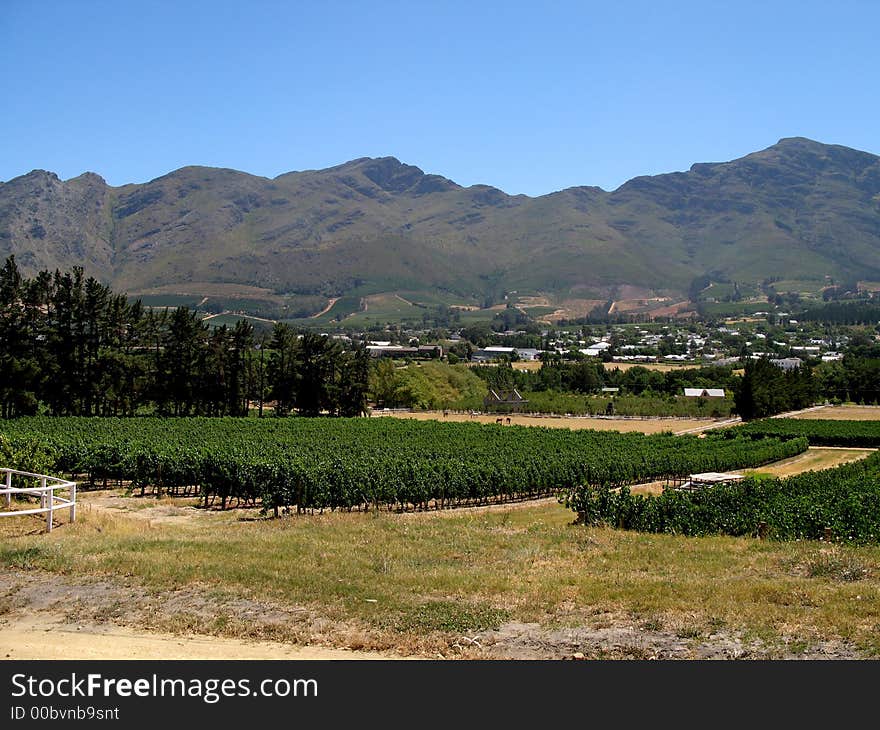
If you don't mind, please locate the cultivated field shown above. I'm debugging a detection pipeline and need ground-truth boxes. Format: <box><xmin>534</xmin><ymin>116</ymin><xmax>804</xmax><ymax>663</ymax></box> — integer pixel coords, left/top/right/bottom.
<box><xmin>3</xmin><ymin>412</ymin><xmax>878</xmax><ymax>661</ymax></box>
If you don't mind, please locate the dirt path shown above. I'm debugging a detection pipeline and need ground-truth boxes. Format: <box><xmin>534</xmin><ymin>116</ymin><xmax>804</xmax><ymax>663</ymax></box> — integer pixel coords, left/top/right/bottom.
<box><xmin>0</xmin><ymin>571</ymin><xmax>407</xmax><ymax>661</ymax></box>
<box><xmin>309</xmin><ymin>297</ymin><xmax>339</xmax><ymax>318</ymax></box>
<box><xmin>1</xmin><ymin>614</ymin><xmax>397</xmax><ymax>660</ymax></box>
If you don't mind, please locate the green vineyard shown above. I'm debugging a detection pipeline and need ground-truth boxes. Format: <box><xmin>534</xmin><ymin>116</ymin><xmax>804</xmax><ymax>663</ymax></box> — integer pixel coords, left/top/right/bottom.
<box><xmin>565</xmin><ymin>451</ymin><xmax>880</xmax><ymax>543</ymax></box>
<box><xmin>0</xmin><ymin>417</ymin><xmax>806</xmax><ymax>513</ymax></box>
<box><xmin>734</xmin><ymin>418</ymin><xmax>880</xmax><ymax>447</ymax></box>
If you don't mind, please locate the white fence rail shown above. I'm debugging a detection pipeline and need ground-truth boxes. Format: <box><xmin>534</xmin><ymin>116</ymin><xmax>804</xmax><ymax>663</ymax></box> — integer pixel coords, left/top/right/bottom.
<box><xmin>0</xmin><ymin>468</ymin><xmax>77</xmax><ymax>533</ymax></box>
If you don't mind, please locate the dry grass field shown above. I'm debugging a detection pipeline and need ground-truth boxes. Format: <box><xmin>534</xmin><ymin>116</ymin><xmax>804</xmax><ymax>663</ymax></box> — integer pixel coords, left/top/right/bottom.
<box><xmin>379</xmin><ymin>410</ymin><xmax>717</xmax><ymax>434</ymax></box>
<box><xmin>743</xmin><ymin>447</ymin><xmax>875</xmax><ymax>478</ymax></box>
<box><xmin>792</xmin><ymin>405</ymin><xmax>880</xmax><ymax>421</ymax></box>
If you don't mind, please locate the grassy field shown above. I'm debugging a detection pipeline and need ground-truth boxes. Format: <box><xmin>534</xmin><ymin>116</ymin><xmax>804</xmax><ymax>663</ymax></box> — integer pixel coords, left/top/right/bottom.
<box><xmin>289</xmin><ymin>295</ymin><xmax>363</xmax><ymax>325</ymax></box>
<box><xmin>771</xmin><ymin>279</ymin><xmax>828</xmax><ymax>295</ymax></box>
<box><xmin>129</xmin><ymin>294</ymin><xmax>206</xmax><ymax>309</ymax></box>
<box><xmin>2</xmin><ymin>494</ymin><xmax>879</xmax><ymax>659</ymax></box>
<box><xmin>342</xmin><ymin>293</ymin><xmax>423</xmax><ymax>327</ymax></box>
<box><xmin>202</xmin><ymin>313</ymin><xmax>276</xmax><ymax>331</ymax></box>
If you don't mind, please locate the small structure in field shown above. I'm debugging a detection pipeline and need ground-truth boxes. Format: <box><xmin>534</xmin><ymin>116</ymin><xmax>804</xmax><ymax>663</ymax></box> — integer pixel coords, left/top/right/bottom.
<box><xmin>484</xmin><ymin>388</ymin><xmax>528</xmax><ymax>412</ymax></box>
<box><xmin>683</xmin><ymin>388</ymin><xmax>726</xmax><ymax>397</ymax></box>
<box><xmin>669</xmin><ymin>471</ymin><xmax>744</xmax><ymax>491</ymax></box>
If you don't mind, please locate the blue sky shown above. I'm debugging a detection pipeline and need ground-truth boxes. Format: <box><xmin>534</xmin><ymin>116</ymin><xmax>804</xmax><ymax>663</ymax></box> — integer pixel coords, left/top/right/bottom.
<box><xmin>2</xmin><ymin>0</ymin><xmax>878</xmax><ymax>195</ymax></box>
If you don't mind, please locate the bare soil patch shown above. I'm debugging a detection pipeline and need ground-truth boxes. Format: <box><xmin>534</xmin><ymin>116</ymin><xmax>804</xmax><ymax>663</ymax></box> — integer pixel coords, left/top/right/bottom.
<box><xmin>540</xmin><ymin>298</ymin><xmax>605</xmax><ymax>322</ymax></box>
<box><xmin>646</xmin><ymin>301</ymin><xmax>692</xmax><ymax>318</ymax></box>
<box><xmin>481</xmin><ymin>620</ymin><xmax>860</xmax><ymax>660</ymax></box>
<box><xmin>611</xmin><ymin>297</ymin><xmax>672</xmax><ymax>314</ymax></box>
<box><xmin>1</xmin><ymin>614</ymin><xmax>394</xmax><ymax>661</ymax></box>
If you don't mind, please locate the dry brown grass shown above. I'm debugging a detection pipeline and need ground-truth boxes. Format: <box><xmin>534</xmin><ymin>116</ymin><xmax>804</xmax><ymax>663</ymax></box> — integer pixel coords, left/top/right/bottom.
<box><xmin>792</xmin><ymin>406</ymin><xmax>880</xmax><ymax>421</ymax></box>
<box><xmin>380</xmin><ymin>410</ymin><xmax>714</xmax><ymax>434</ymax></box>
<box><xmin>744</xmin><ymin>448</ymin><xmax>875</xmax><ymax>478</ymax></box>
<box><xmin>3</xmin><ymin>492</ymin><xmax>879</xmax><ymax>658</ymax></box>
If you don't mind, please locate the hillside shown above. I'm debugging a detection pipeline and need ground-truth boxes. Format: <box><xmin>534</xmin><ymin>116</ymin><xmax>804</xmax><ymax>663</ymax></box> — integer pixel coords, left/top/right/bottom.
<box><xmin>2</xmin><ymin>137</ymin><xmax>879</xmax><ymax>315</ymax></box>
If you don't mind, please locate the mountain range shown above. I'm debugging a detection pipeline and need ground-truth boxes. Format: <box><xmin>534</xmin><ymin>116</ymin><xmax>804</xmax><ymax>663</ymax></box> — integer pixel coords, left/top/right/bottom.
<box><xmin>2</xmin><ymin>137</ymin><xmax>879</xmax><ymax>316</ymax></box>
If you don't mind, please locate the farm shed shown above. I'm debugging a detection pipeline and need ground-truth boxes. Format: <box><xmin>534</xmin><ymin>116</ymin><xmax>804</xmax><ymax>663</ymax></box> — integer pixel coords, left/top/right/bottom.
<box><xmin>669</xmin><ymin>472</ymin><xmax>744</xmax><ymax>491</ymax></box>
<box><xmin>471</xmin><ymin>346</ymin><xmax>547</xmax><ymax>362</ymax></box>
<box><xmin>683</xmin><ymin>388</ymin><xmax>726</xmax><ymax>397</ymax></box>
<box><xmin>484</xmin><ymin>388</ymin><xmax>528</xmax><ymax>412</ymax></box>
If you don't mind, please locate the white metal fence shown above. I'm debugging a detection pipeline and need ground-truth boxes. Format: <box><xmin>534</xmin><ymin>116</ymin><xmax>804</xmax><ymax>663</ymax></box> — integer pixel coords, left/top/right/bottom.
<box><xmin>0</xmin><ymin>468</ymin><xmax>77</xmax><ymax>533</ymax></box>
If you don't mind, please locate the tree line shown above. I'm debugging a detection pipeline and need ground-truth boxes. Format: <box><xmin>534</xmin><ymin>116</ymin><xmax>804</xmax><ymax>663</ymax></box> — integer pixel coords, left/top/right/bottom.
<box><xmin>474</xmin><ymin>357</ymin><xmax>741</xmax><ymax>398</ymax></box>
<box><xmin>0</xmin><ymin>256</ymin><xmax>368</xmax><ymax>418</ymax></box>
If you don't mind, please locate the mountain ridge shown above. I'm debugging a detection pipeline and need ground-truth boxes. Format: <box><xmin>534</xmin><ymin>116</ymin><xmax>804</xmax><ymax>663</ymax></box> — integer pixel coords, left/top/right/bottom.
<box><xmin>2</xmin><ymin>137</ymin><xmax>879</xmax><ymax>307</ymax></box>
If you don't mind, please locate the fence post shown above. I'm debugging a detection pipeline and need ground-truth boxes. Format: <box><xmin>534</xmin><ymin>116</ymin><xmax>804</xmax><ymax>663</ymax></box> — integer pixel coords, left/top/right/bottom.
<box><xmin>42</xmin><ymin>477</ymin><xmax>53</xmax><ymax>533</ymax></box>
<box><xmin>4</xmin><ymin>470</ymin><xmax>10</xmax><ymax>508</ymax></box>
<box><xmin>70</xmin><ymin>482</ymin><xmax>76</xmax><ymax>523</ymax></box>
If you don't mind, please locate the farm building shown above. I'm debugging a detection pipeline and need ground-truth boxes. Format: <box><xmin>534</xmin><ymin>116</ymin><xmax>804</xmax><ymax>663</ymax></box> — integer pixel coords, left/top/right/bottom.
<box><xmin>579</xmin><ymin>341</ymin><xmax>612</xmax><ymax>357</ymax></box>
<box><xmin>483</xmin><ymin>388</ymin><xmax>528</xmax><ymax>412</ymax></box>
<box><xmin>683</xmin><ymin>388</ymin><xmax>726</xmax><ymax>397</ymax></box>
<box><xmin>471</xmin><ymin>346</ymin><xmax>545</xmax><ymax>362</ymax></box>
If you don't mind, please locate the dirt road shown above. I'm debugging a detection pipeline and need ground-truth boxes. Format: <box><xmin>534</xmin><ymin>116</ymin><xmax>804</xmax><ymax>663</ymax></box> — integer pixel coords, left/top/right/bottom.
<box><xmin>1</xmin><ymin>614</ymin><xmax>398</xmax><ymax>660</ymax></box>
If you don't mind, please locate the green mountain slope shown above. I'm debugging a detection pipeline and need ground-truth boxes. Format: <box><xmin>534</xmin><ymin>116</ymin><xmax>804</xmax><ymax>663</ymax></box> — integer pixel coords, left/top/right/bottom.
<box><xmin>2</xmin><ymin>137</ymin><xmax>879</xmax><ymax>308</ymax></box>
